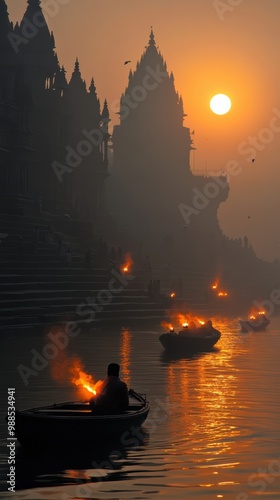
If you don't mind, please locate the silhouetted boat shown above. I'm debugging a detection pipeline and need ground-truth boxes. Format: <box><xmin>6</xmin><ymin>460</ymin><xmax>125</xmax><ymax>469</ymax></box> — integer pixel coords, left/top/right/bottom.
<box><xmin>239</xmin><ymin>313</ymin><xmax>270</xmax><ymax>332</ymax></box>
<box><xmin>159</xmin><ymin>325</ymin><xmax>221</xmax><ymax>352</ymax></box>
<box><xmin>15</xmin><ymin>389</ymin><xmax>149</xmax><ymax>448</ymax></box>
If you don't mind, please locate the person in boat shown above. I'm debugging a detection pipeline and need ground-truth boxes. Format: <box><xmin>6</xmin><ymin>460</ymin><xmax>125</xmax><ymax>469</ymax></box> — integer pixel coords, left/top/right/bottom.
<box><xmin>178</xmin><ymin>324</ymin><xmax>189</xmax><ymax>336</ymax></box>
<box><xmin>188</xmin><ymin>321</ymin><xmax>197</xmax><ymax>330</ymax></box>
<box><xmin>90</xmin><ymin>363</ymin><xmax>129</xmax><ymax>414</ymax></box>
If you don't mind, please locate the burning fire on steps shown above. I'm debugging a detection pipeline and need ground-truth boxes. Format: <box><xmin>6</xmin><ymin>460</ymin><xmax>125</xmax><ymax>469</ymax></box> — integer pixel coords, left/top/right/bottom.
<box><xmin>210</xmin><ymin>279</ymin><xmax>229</xmax><ymax>298</ymax></box>
<box><xmin>122</xmin><ymin>253</ymin><xmax>133</xmax><ymax>274</ymax></box>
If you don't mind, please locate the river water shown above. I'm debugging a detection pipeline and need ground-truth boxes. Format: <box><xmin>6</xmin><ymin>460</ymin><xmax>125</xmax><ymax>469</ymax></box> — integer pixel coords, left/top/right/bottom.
<box><xmin>0</xmin><ymin>316</ymin><xmax>280</xmax><ymax>499</ymax></box>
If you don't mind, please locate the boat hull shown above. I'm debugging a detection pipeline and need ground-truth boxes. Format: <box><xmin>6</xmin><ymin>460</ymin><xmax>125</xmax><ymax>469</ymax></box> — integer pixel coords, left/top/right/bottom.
<box><xmin>159</xmin><ymin>328</ymin><xmax>221</xmax><ymax>352</ymax></box>
<box><xmin>239</xmin><ymin>318</ymin><xmax>270</xmax><ymax>332</ymax></box>
<box><xmin>15</xmin><ymin>391</ymin><xmax>149</xmax><ymax>448</ymax></box>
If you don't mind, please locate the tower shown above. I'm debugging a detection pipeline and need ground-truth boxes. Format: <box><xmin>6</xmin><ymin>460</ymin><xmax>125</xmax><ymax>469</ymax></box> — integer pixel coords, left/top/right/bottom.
<box><xmin>0</xmin><ymin>0</ymin><xmax>110</xmax><ymax>228</ymax></box>
<box><xmin>0</xmin><ymin>0</ymin><xmax>33</xmax><ymax>210</ymax></box>
<box><xmin>111</xmin><ymin>29</ymin><xmax>229</xmax><ymax>267</ymax></box>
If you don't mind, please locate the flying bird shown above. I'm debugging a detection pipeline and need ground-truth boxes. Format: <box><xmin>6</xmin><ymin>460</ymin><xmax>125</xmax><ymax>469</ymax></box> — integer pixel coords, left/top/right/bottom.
<box><xmin>124</xmin><ymin>60</ymin><xmax>131</xmax><ymax>65</ymax></box>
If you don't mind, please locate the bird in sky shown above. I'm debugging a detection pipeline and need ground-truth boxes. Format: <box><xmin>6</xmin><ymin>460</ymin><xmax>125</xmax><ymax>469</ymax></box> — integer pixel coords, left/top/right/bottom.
<box><xmin>124</xmin><ymin>60</ymin><xmax>131</xmax><ymax>65</ymax></box>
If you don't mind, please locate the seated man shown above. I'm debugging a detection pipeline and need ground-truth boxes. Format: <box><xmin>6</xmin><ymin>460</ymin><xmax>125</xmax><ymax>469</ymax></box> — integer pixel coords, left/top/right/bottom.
<box><xmin>90</xmin><ymin>363</ymin><xmax>129</xmax><ymax>414</ymax></box>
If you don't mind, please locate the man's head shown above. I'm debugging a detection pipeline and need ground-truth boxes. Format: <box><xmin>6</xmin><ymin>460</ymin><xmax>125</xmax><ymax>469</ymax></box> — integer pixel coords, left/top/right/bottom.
<box><xmin>107</xmin><ymin>363</ymin><xmax>120</xmax><ymax>377</ymax></box>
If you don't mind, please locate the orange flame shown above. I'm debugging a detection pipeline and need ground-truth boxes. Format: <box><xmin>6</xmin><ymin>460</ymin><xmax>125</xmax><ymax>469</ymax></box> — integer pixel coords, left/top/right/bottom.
<box><xmin>211</xmin><ymin>279</ymin><xmax>219</xmax><ymax>290</ymax></box>
<box><xmin>170</xmin><ymin>292</ymin><xmax>176</xmax><ymax>298</ymax></box>
<box><xmin>122</xmin><ymin>252</ymin><xmax>133</xmax><ymax>274</ymax></box>
<box><xmin>218</xmin><ymin>291</ymin><xmax>228</xmax><ymax>297</ymax></box>
<box><xmin>165</xmin><ymin>311</ymin><xmax>208</xmax><ymax>329</ymax></box>
<box><xmin>248</xmin><ymin>307</ymin><xmax>266</xmax><ymax>320</ymax></box>
<box><xmin>50</xmin><ymin>351</ymin><xmax>99</xmax><ymax>399</ymax></box>
<box><xmin>161</xmin><ymin>321</ymin><xmax>174</xmax><ymax>330</ymax></box>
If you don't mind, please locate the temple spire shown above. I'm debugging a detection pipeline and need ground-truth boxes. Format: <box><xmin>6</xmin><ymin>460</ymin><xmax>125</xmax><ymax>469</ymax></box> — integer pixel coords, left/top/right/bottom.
<box><xmin>101</xmin><ymin>99</ymin><xmax>110</xmax><ymax>120</ymax></box>
<box><xmin>27</xmin><ymin>0</ymin><xmax>41</xmax><ymax>5</ymax></box>
<box><xmin>68</xmin><ymin>58</ymin><xmax>87</xmax><ymax>95</ymax></box>
<box><xmin>149</xmin><ymin>27</ymin><xmax>156</xmax><ymax>46</ymax></box>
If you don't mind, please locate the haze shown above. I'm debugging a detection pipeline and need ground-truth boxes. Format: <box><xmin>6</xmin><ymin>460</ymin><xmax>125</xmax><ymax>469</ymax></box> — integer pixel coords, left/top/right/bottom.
<box><xmin>6</xmin><ymin>0</ymin><xmax>280</xmax><ymax>262</ymax></box>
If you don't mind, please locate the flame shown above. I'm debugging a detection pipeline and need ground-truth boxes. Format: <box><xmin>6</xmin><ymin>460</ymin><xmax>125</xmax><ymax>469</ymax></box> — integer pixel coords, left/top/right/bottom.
<box><xmin>211</xmin><ymin>279</ymin><xmax>219</xmax><ymax>290</ymax></box>
<box><xmin>170</xmin><ymin>292</ymin><xmax>176</xmax><ymax>298</ymax></box>
<box><xmin>161</xmin><ymin>321</ymin><xmax>174</xmax><ymax>330</ymax></box>
<box><xmin>122</xmin><ymin>252</ymin><xmax>133</xmax><ymax>274</ymax></box>
<box><xmin>218</xmin><ymin>291</ymin><xmax>228</xmax><ymax>297</ymax></box>
<box><xmin>165</xmin><ymin>311</ymin><xmax>209</xmax><ymax>329</ymax></box>
<box><xmin>248</xmin><ymin>308</ymin><xmax>266</xmax><ymax>320</ymax></box>
<box><xmin>50</xmin><ymin>351</ymin><xmax>99</xmax><ymax>399</ymax></box>
<box><xmin>72</xmin><ymin>370</ymin><xmax>97</xmax><ymax>396</ymax></box>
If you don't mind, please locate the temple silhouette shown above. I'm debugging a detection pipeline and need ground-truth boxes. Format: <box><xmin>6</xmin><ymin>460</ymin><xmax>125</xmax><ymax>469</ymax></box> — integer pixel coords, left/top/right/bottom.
<box><xmin>0</xmin><ymin>1</ymin><xmax>279</xmax><ymax>329</ymax></box>
<box><xmin>0</xmin><ymin>0</ymin><xmax>110</xmax><ymax>233</ymax></box>
<box><xmin>111</xmin><ymin>28</ymin><xmax>229</xmax><ymax>270</ymax></box>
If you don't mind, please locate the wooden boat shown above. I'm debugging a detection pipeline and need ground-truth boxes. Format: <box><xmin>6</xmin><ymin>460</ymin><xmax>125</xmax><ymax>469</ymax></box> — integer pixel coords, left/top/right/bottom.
<box><xmin>159</xmin><ymin>324</ymin><xmax>221</xmax><ymax>352</ymax></box>
<box><xmin>15</xmin><ymin>389</ymin><xmax>149</xmax><ymax>448</ymax></box>
<box><xmin>239</xmin><ymin>313</ymin><xmax>270</xmax><ymax>332</ymax></box>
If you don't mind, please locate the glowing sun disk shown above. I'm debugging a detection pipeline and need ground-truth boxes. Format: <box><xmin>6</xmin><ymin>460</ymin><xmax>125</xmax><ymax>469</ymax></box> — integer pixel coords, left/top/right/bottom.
<box><xmin>210</xmin><ymin>94</ymin><xmax>231</xmax><ymax>115</ymax></box>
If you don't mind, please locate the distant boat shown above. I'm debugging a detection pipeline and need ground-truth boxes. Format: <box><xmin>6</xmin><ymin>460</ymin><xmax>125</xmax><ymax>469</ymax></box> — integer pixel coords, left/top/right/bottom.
<box><xmin>159</xmin><ymin>323</ymin><xmax>221</xmax><ymax>353</ymax></box>
<box><xmin>239</xmin><ymin>313</ymin><xmax>270</xmax><ymax>332</ymax></box>
<box><xmin>15</xmin><ymin>390</ymin><xmax>149</xmax><ymax>448</ymax></box>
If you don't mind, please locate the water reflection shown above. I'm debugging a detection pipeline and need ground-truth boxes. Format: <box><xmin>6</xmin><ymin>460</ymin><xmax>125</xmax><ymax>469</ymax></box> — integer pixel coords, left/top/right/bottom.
<box><xmin>15</xmin><ymin>428</ymin><xmax>149</xmax><ymax>491</ymax></box>
<box><xmin>120</xmin><ymin>328</ymin><xmax>132</xmax><ymax>386</ymax></box>
<box><xmin>163</xmin><ymin>318</ymin><xmax>242</xmax><ymax>463</ymax></box>
<box><xmin>1</xmin><ymin>320</ymin><xmax>280</xmax><ymax>498</ymax></box>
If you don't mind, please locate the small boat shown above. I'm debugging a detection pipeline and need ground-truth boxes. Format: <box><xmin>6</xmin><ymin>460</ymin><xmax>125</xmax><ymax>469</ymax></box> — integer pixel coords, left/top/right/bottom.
<box><xmin>159</xmin><ymin>323</ymin><xmax>221</xmax><ymax>353</ymax></box>
<box><xmin>239</xmin><ymin>313</ymin><xmax>270</xmax><ymax>332</ymax></box>
<box><xmin>15</xmin><ymin>389</ymin><xmax>149</xmax><ymax>448</ymax></box>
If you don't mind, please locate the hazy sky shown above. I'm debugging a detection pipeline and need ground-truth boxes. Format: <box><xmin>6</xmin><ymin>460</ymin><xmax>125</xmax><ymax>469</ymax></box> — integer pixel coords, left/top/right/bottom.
<box><xmin>6</xmin><ymin>0</ymin><xmax>280</xmax><ymax>262</ymax></box>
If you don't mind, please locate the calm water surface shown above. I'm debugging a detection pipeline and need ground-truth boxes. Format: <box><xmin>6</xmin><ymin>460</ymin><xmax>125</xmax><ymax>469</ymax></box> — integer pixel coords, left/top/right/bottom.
<box><xmin>0</xmin><ymin>317</ymin><xmax>280</xmax><ymax>499</ymax></box>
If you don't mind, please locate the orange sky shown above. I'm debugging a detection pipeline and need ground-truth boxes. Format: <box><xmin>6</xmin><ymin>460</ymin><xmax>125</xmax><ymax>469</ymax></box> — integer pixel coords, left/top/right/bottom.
<box><xmin>6</xmin><ymin>0</ymin><xmax>280</xmax><ymax>262</ymax></box>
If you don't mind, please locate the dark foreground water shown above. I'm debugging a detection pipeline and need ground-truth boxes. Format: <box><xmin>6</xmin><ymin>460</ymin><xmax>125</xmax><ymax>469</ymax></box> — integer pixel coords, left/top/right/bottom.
<box><xmin>0</xmin><ymin>317</ymin><xmax>280</xmax><ymax>499</ymax></box>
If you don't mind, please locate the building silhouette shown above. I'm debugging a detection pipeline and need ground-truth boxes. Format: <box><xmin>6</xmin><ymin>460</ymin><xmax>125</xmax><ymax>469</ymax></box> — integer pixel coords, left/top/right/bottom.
<box><xmin>111</xmin><ymin>29</ymin><xmax>229</xmax><ymax>269</ymax></box>
<box><xmin>1</xmin><ymin>5</ymin><xmax>278</xmax><ymax>307</ymax></box>
<box><xmin>0</xmin><ymin>0</ymin><xmax>109</xmax><ymax>232</ymax></box>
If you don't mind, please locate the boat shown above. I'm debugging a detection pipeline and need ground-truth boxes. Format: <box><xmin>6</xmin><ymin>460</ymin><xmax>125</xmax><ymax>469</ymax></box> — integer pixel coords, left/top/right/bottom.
<box><xmin>15</xmin><ymin>389</ymin><xmax>149</xmax><ymax>448</ymax></box>
<box><xmin>159</xmin><ymin>323</ymin><xmax>221</xmax><ymax>352</ymax></box>
<box><xmin>239</xmin><ymin>312</ymin><xmax>270</xmax><ymax>332</ymax></box>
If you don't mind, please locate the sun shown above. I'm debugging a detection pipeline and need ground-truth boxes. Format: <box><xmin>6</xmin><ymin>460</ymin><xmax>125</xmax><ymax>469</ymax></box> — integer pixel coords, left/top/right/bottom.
<box><xmin>210</xmin><ymin>94</ymin><xmax>231</xmax><ymax>115</ymax></box>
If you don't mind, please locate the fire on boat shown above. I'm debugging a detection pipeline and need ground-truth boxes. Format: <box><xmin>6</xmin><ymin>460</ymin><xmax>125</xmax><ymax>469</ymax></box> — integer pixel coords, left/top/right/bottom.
<box><xmin>239</xmin><ymin>311</ymin><xmax>270</xmax><ymax>332</ymax></box>
<box><xmin>14</xmin><ymin>354</ymin><xmax>149</xmax><ymax>448</ymax></box>
<box><xmin>159</xmin><ymin>316</ymin><xmax>221</xmax><ymax>352</ymax></box>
